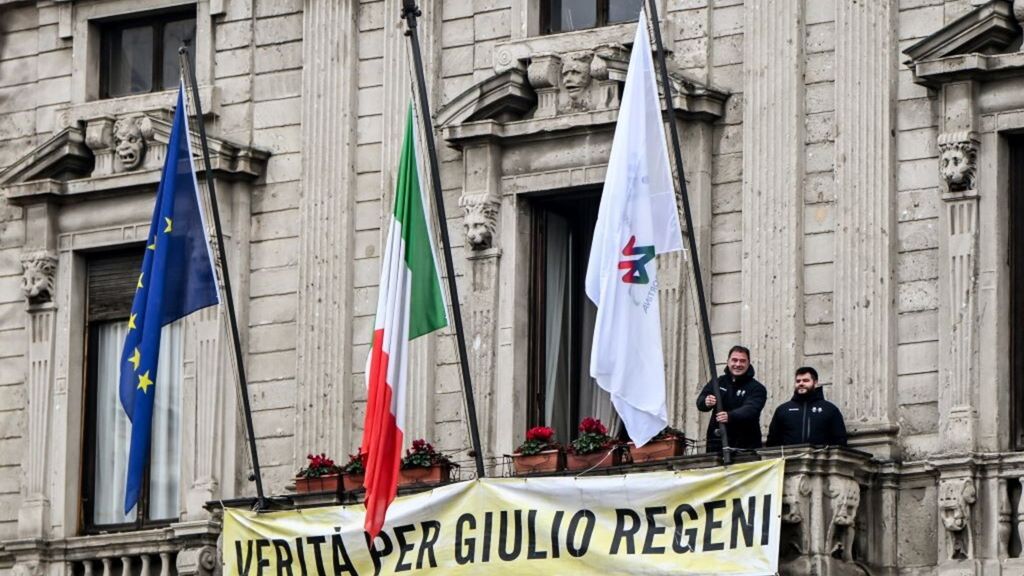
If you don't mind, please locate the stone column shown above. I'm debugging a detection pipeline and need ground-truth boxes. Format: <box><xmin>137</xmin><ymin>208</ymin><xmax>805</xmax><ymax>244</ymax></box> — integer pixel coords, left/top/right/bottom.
<box><xmin>937</xmin><ymin>81</ymin><xmax>980</xmax><ymax>454</ymax></box>
<box><xmin>295</xmin><ymin>0</ymin><xmax>358</xmax><ymax>463</ymax></box>
<box><xmin>741</xmin><ymin>0</ymin><xmax>805</xmax><ymax>401</ymax></box>
<box><xmin>459</xmin><ymin>142</ymin><xmax>502</xmax><ymax>466</ymax></box>
<box><xmin>18</xmin><ymin>254</ymin><xmax>58</xmax><ymax>538</ymax></box>
<box><xmin>832</xmin><ymin>0</ymin><xmax>898</xmax><ymax>447</ymax></box>
<box><xmin>184</xmin><ymin>305</ymin><xmax>231</xmax><ymax>519</ymax></box>
<box><xmin>17</xmin><ymin>202</ymin><xmax>59</xmax><ymax>538</ymax></box>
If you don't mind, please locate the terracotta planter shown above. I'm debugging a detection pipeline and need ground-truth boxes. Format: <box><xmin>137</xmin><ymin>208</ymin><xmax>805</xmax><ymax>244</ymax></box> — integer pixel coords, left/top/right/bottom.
<box><xmin>342</xmin><ymin>473</ymin><xmax>364</xmax><ymax>492</ymax></box>
<box><xmin>295</xmin><ymin>473</ymin><xmax>340</xmax><ymax>494</ymax></box>
<box><xmin>398</xmin><ymin>464</ymin><xmax>450</xmax><ymax>486</ymax></box>
<box><xmin>513</xmin><ymin>449</ymin><xmax>564</xmax><ymax>475</ymax></box>
<box><xmin>628</xmin><ymin>437</ymin><xmax>686</xmax><ymax>463</ymax></box>
<box><xmin>566</xmin><ymin>448</ymin><xmax>621</xmax><ymax>471</ymax></box>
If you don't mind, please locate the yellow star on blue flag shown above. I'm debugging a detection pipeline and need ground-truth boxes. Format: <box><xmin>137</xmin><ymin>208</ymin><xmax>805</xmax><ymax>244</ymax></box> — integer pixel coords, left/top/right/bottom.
<box><xmin>119</xmin><ymin>81</ymin><xmax>220</xmax><ymax>515</ymax></box>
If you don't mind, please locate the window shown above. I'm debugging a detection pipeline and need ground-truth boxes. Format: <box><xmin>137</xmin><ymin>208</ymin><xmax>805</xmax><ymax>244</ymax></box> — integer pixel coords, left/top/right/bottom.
<box><xmin>81</xmin><ymin>249</ymin><xmax>184</xmax><ymax>532</ymax></box>
<box><xmin>1010</xmin><ymin>137</ymin><xmax>1024</xmax><ymax>450</ymax></box>
<box><xmin>100</xmin><ymin>9</ymin><xmax>196</xmax><ymax>99</ymax></box>
<box><xmin>528</xmin><ymin>193</ymin><xmax>620</xmax><ymax>444</ymax></box>
<box><xmin>541</xmin><ymin>0</ymin><xmax>643</xmax><ymax>34</ymax></box>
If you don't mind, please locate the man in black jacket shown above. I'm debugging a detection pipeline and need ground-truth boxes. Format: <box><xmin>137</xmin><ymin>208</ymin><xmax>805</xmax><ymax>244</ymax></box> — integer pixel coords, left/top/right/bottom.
<box><xmin>696</xmin><ymin>345</ymin><xmax>767</xmax><ymax>452</ymax></box>
<box><xmin>766</xmin><ymin>366</ymin><xmax>848</xmax><ymax>447</ymax></box>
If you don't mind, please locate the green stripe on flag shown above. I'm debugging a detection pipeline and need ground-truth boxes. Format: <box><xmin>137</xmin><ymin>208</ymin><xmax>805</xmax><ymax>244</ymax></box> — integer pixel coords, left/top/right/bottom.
<box><xmin>395</xmin><ymin>106</ymin><xmax>448</xmax><ymax>340</ymax></box>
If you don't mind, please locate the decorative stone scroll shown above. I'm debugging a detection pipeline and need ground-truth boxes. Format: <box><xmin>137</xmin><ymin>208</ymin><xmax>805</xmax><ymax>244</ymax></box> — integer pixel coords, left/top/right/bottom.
<box><xmin>19</xmin><ymin>251</ymin><xmax>58</xmax><ymax>305</ymax></box>
<box><xmin>780</xmin><ymin>474</ymin><xmax>812</xmax><ymax>558</ymax></box>
<box><xmin>827</xmin><ymin>477</ymin><xmax>861</xmax><ymax>562</ymax></box>
<box><xmin>937</xmin><ymin>131</ymin><xmax>978</xmax><ymax>192</ymax></box>
<box><xmin>939</xmin><ymin>478</ymin><xmax>976</xmax><ymax>561</ymax></box>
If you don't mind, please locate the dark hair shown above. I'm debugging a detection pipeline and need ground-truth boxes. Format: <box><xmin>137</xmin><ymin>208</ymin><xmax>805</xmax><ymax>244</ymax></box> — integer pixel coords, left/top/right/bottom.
<box><xmin>727</xmin><ymin>345</ymin><xmax>751</xmax><ymax>360</ymax></box>
<box><xmin>795</xmin><ymin>366</ymin><xmax>819</xmax><ymax>381</ymax></box>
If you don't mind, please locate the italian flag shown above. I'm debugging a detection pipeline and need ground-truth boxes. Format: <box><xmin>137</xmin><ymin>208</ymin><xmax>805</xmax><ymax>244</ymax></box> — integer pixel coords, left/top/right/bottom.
<box><xmin>361</xmin><ymin>105</ymin><xmax>448</xmax><ymax>539</ymax></box>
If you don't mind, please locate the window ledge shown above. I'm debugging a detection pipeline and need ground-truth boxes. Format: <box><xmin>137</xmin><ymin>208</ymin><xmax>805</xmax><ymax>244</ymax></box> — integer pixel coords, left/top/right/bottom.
<box><xmin>55</xmin><ymin>85</ymin><xmax>220</xmax><ymax>136</ymax></box>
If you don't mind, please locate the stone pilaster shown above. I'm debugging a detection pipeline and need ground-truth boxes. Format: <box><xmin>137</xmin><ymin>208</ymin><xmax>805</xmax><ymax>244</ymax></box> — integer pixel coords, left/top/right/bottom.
<box><xmin>936</xmin><ymin>81</ymin><xmax>981</xmax><ymax>454</ymax></box>
<box><xmin>833</xmin><ymin>0</ymin><xmax>897</xmax><ymax>444</ymax></box>
<box><xmin>17</xmin><ymin>202</ymin><xmax>59</xmax><ymax>539</ymax></box>
<box><xmin>295</xmin><ymin>0</ymin><xmax>358</xmax><ymax>462</ymax></box>
<box><xmin>184</xmin><ymin>305</ymin><xmax>231</xmax><ymax>520</ymax></box>
<box><xmin>741</xmin><ymin>0</ymin><xmax>804</xmax><ymax>401</ymax></box>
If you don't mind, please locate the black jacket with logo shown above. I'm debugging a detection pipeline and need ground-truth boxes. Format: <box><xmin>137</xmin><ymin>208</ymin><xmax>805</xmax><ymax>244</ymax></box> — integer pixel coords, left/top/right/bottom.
<box><xmin>765</xmin><ymin>386</ymin><xmax>848</xmax><ymax>447</ymax></box>
<box><xmin>695</xmin><ymin>366</ymin><xmax>767</xmax><ymax>452</ymax></box>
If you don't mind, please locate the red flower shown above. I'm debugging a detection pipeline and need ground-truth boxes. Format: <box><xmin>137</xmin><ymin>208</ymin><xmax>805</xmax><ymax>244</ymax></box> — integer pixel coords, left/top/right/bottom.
<box><xmin>579</xmin><ymin>417</ymin><xmax>607</xmax><ymax>436</ymax></box>
<box><xmin>526</xmin><ymin>426</ymin><xmax>555</xmax><ymax>442</ymax></box>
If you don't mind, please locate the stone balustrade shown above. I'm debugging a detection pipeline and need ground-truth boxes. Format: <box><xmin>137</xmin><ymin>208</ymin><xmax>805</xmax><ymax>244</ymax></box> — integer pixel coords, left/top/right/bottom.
<box><xmin>3</xmin><ymin>520</ymin><xmax>220</xmax><ymax>576</ymax></box>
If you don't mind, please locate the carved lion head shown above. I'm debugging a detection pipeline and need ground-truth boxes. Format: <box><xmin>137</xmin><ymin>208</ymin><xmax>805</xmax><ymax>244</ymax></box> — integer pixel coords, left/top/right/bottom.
<box><xmin>828</xmin><ymin>478</ymin><xmax>861</xmax><ymax>527</ymax></box>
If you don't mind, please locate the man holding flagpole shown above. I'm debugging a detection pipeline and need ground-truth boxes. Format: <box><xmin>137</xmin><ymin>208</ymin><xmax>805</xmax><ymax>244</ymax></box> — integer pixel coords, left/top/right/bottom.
<box><xmin>585</xmin><ymin>8</ymin><xmax>683</xmax><ymax>448</ymax></box>
<box><xmin>119</xmin><ymin>81</ymin><xmax>220</xmax><ymax>514</ymax></box>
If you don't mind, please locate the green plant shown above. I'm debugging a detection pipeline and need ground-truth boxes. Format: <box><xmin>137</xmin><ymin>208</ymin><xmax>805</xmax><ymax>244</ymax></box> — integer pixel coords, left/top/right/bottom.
<box><xmin>297</xmin><ymin>453</ymin><xmax>341</xmax><ymax>478</ymax></box>
<box><xmin>569</xmin><ymin>418</ymin><xmax>615</xmax><ymax>455</ymax></box>
<box><xmin>401</xmin><ymin>439</ymin><xmax>454</xmax><ymax>469</ymax></box>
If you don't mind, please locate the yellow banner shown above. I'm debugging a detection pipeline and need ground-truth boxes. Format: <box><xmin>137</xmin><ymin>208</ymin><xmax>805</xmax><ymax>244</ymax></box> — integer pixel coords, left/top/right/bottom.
<box><xmin>224</xmin><ymin>458</ymin><xmax>783</xmax><ymax>576</ymax></box>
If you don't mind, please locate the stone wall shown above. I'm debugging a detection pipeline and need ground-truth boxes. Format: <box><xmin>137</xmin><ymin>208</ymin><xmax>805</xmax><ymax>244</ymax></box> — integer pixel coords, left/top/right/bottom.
<box><xmin>3</xmin><ymin>0</ymin><xmax>1024</xmax><ymax>572</ymax></box>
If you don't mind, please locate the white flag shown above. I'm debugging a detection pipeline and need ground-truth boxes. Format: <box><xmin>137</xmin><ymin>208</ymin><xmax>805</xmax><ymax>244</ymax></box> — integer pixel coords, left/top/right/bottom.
<box><xmin>585</xmin><ymin>8</ymin><xmax>683</xmax><ymax>448</ymax></box>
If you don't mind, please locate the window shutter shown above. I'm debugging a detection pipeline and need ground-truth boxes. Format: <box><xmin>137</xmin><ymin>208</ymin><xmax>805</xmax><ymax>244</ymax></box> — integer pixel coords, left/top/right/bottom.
<box><xmin>87</xmin><ymin>250</ymin><xmax>144</xmax><ymax>321</ymax></box>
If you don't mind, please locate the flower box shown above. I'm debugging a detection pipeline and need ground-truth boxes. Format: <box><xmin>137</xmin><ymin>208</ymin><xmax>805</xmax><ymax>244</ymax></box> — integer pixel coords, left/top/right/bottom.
<box><xmin>566</xmin><ymin>449</ymin><xmax>621</xmax><ymax>471</ymax></box>
<box><xmin>398</xmin><ymin>463</ymin><xmax>450</xmax><ymax>486</ymax></box>
<box><xmin>513</xmin><ymin>449</ymin><xmax>564</xmax><ymax>475</ymax></box>
<box><xmin>342</xmin><ymin>473</ymin><xmax>364</xmax><ymax>492</ymax></box>
<box><xmin>295</xmin><ymin>473</ymin><xmax>340</xmax><ymax>494</ymax></box>
<box><xmin>628</xmin><ymin>436</ymin><xmax>686</xmax><ymax>463</ymax></box>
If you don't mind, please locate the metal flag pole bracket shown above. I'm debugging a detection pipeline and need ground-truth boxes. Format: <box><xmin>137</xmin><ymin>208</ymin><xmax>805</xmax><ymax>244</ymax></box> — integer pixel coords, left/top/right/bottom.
<box><xmin>400</xmin><ymin>1</ymin><xmax>487</xmax><ymax>479</ymax></box>
<box><xmin>643</xmin><ymin>0</ymin><xmax>731</xmax><ymax>464</ymax></box>
<box><xmin>178</xmin><ymin>47</ymin><xmax>269</xmax><ymax>507</ymax></box>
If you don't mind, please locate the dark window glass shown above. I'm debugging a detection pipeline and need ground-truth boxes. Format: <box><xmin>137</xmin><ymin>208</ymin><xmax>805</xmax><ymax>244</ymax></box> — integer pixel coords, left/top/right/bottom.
<box><xmin>82</xmin><ymin>249</ymin><xmax>183</xmax><ymax>533</ymax></box>
<box><xmin>529</xmin><ymin>193</ymin><xmax>620</xmax><ymax>444</ymax></box>
<box><xmin>162</xmin><ymin>18</ymin><xmax>196</xmax><ymax>90</ymax></box>
<box><xmin>1010</xmin><ymin>136</ymin><xmax>1024</xmax><ymax>450</ymax></box>
<box><xmin>541</xmin><ymin>0</ymin><xmax>642</xmax><ymax>34</ymax></box>
<box><xmin>100</xmin><ymin>10</ymin><xmax>196</xmax><ymax>99</ymax></box>
<box><xmin>608</xmin><ymin>0</ymin><xmax>644</xmax><ymax>24</ymax></box>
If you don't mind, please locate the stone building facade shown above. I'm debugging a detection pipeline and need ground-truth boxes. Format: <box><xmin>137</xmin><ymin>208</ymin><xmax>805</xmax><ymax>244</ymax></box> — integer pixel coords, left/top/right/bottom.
<box><xmin>0</xmin><ymin>0</ymin><xmax>1023</xmax><ymax>574</ymax></box>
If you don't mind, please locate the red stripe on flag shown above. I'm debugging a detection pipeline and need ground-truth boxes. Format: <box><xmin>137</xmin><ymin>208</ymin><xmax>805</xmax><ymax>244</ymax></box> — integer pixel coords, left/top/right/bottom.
<box><xmin>362</xmin><ymin>329</ymin><xmax>404</xmax><ymax>539</ymax></box>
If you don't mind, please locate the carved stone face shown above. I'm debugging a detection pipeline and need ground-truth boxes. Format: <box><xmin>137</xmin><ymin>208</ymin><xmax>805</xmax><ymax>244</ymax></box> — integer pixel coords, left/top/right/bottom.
<box><xmin>460</xmin><ymin>195</ymin><xmax>498</xmax><ymax>251</ymax></box>
<box><xmin>832</xmin><ymin>486</ymin><xmax>860</xmax><ymax>527</ymax></box>
<box><xmin>464</xmin><ymin>206</ymin><xmax>493</xmax><ymax>250</ymax></box>
<box><xmin>20</xmin><ymin>254</ymin><xmax>57</xmax><ymax>303</ymax></box>
<box><xmin>114</xmin><ymin>117</ymin><xmax>147</xmax><ymax>170</ymax></box>
<box><xmin>781</xmin><ymin>488</ymin><xmax>803</xmax><ymax>524</ymax></box>
<box><xmin>939</xmin><ymin>482</ymin><xmax>970</xmax><ymax>532</ymax></box>
<box><xmin>561</xmin><ymin>55</ymin><xmax>592</xmax><ymax>92</ymax></box>
<box><xmin>939</xmin><ymin>144</ymin><xmax>974</xmax><ymax>191</ymax></box>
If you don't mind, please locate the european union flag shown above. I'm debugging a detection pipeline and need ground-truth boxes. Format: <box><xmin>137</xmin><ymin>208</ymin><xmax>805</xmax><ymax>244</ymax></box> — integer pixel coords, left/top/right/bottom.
<box><xmin>119</xmin><ymin>82</ymin><xmax>220</xmax><ymax>514</ymax></box>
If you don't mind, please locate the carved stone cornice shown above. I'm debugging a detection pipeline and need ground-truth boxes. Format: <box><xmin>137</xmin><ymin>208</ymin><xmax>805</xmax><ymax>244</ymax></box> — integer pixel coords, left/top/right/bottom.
<box><xmin>0</xmin><ymin>113</ymin><xmax>268</xmax><ymax>206</ymax></box>
<box><xmin>904</xmin><ymin>0</ymin><xmax>1023</xmax><ymax>87</ymax></box>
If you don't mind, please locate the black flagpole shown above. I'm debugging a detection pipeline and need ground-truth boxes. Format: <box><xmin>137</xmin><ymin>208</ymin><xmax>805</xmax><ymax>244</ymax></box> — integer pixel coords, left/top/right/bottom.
<box><xmin>643</xmin><ymin>0</ymin><xmax>731</xmax><ymax>463</ymax></box>
<box><xmin>400</xmin><ymin>1</ymin><xmax>487</xmax><ymax>479</ymax></box>
<box><xmin>179</xmin><ymin>48</ymin><xmax>269</xmax><ymax>504</ymax></box>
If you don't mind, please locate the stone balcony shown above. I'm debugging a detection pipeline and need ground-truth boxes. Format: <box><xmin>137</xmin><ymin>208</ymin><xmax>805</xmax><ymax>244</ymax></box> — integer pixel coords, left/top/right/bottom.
<box><xmin>0</xmin><ymin>520</ymin><xmax>219</xmax><ymax>576</ymax></box>
<box><xmin>5</xmin><ymin>448</ymin><xmax>1022</xmax><ymax>576</ymax></box>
